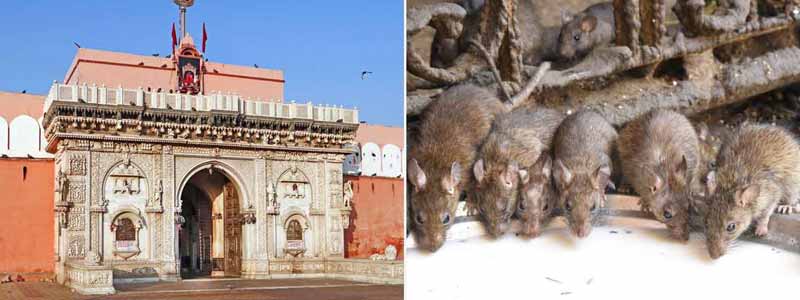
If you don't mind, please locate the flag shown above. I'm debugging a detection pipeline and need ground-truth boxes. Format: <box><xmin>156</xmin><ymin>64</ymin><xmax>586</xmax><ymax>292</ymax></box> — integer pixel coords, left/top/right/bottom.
<box><xmin>171</xmin><ymin>23</ymin><xmax>177</xmax><ymax>53</ymax></box>
<box><xmin>202</xmin><ymin>22</ymin><xmax>208</xmax><ymax>53</ymax></box>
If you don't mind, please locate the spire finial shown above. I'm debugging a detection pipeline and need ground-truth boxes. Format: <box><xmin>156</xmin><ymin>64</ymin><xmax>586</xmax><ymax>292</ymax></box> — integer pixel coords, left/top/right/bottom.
<box><xmin>173</xmin><ymin>0</ymin><xmax>195</xmax><ymax>38</ymax></box>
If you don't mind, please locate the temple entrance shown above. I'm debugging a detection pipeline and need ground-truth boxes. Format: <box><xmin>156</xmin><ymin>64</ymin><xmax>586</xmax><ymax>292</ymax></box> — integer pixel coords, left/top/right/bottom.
<box><xmin>178</xmin><ymin>169</ymin><xmax>242</xmax><ymax>278</ymax></box>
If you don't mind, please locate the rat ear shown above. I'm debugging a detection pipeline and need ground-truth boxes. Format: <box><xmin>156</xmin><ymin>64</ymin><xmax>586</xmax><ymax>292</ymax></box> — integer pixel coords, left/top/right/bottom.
<box><xmin>674</xmin><ymin>155</ymin><xmax>689</xmax><ymax>180</ymax></box>
<box><xmin>735</xmin><ymin>184</ymin><xmax>760</xmax><ymax>207</ymax></box>
<box><xmin>580</xmin><ymin>16</ymin><xmax>598</xmax><ymax>33</ymax></box>
<box><xmin>533</xmin><ymin>154</ymin><xmax>552</xmax><ymax>178</ymax></box>
<box><xmin>450</xmin><ymin>161</ymin><xmax>462</xmax><ymax>185</ymax></box>
<box><xmin>705</xmin><ymin>171</ymin><xmax>717</xmax><ymax>196</ymax></box>
<box><xmin>554</xmin><ymin>159</ymin><xmax>572</xmax><ymax>187</ymax></box>
<box><xmin>473</xmin><ymin>159</ymin><xmax>486</xmax><ymax>184</ymax></box>
<box><xmin>697</xmin><ymin>123</ymin><xmax>709</xmax><ymax>142</ymax></box>
<box><xmin>561</xmin><ymin>9</ymin><xmax>574</xmax><ymax>24</ymax></box>
<box><xmin>519</xmin><ymin>169</ymin><xmax>530</xmax><ymax>185</ymax></box>
<box><xmin>593</xmin><ymin>164</ymin><xmax>611</xmax><ymax>189</ymax></box>
<box><xmin>408</xmin><ymin>159</ymin><xmax>427</xmax><ymax>190</ymax></box>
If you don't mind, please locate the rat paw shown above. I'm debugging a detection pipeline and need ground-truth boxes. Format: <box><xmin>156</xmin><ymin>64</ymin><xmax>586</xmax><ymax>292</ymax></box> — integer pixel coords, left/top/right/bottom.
<box><xmin>755</xmin><ymin>224</ymin><xmax>769</xmax><ymax>237</ymax></box>
<box><xmin>776</xmin><ymin>204</ymin><xmax>799</xmax><ymax>214</ymax></box>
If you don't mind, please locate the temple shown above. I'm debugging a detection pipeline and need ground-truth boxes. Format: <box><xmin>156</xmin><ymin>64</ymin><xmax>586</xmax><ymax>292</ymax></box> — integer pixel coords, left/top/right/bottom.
<box><xmin>0</xmin><ymin>1</ymin><xmax>403</xmax><ymax>295</ymax></box>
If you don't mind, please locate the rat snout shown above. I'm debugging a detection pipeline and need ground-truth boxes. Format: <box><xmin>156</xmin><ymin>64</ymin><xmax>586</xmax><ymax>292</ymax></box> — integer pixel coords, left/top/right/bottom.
<box><xmin>520</xmin><ymin>221</ymin><xmax>541</xmax><ymax>238</ymax></box>
<box><xmin>418</xmin><ymin>230</ymin><xmax>446</xmax><ymax>252</ymax></box>
<box><xmin>486</xmin><ymin>221</ymin><xmax>510</xmax><ymax>238</ymax></box>
<box><xmin>669</xmin><ymin>225</ymin><xmax>690</xmax><ymax>242</ymax></box>
<box><xmin>707</xmin><ymin>239</ymin><xmax>726</xmax><ymax>260</ymax></box>
<box><xmin>572</xmin><ymin>221</ymin><xmax>592</xmax><ymax>239</ymax></box>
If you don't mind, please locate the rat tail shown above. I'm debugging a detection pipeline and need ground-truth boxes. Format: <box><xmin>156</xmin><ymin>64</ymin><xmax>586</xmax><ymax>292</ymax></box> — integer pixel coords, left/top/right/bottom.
<box><xmin>467</xmin><ymin>39</ymin><xmax>551</xmax><ymax>109</ymax></box>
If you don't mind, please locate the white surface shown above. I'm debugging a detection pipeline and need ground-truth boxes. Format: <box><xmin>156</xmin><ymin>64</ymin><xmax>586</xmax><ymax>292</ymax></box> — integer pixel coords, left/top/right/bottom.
<box><xmin>9</xmin><ymin>114</ymin><xmax>40</xmax><ymax>156</ymax></box>
<box><xmin>381</xmin><ymin>143</ymin><xmax>403</xmax><ymax>177</ymax></box>
<box><xmin>406</xmin><ymin>218</ymin><xmax>800</xmax><ymax>300</ymax></box>
<box><xmin>361</xmin><ymin>142</ymin><xmax>381</xmax><ymax>176</ymax></box>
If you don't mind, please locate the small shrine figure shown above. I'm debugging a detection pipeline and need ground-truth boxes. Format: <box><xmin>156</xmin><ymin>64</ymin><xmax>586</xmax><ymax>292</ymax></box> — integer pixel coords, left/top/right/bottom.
<box><xmin>343</xmin><ymin>181</ymin><xmax>353</xmax><ymax>208</ymax></box>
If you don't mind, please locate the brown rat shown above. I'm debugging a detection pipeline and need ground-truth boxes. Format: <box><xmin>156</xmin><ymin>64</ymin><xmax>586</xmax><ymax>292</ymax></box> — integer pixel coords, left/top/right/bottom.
<box><xmin>517</xmin><ymin>154</ymin><xmax>557</xmax><ymax>238</ymax></box>
<box><xmin>557</xmin><ymin>2</ymin><xmax>615</xmax><ymax>61</ymax></box>
<box><xmin>471</xmin><ymin>108</ymin><xmax>564</xmax><ymax>238</ymax></box>
<box><xmin>703</xmin><ymin>124</ymin><xmax>800</xmax><ymax>259</ymax></box>
<box><xmin>408</xmin><ymin>84</ymin><xmax>506</xmax><ymax>252</ymax></box>
<box><xmin>618</xmin><ymin>109</ymin><xmax>700</xmax><ymax>242</ymax></box>
<box><xmin>552</xmin><ymin>110</ymin><xmax>617</xmax><ymax>239</ymax></box>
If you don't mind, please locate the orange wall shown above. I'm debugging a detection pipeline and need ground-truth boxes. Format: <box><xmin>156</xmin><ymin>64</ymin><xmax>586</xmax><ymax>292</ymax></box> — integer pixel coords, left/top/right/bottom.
<box><xmin>0</xmin><ymin>159</ymin><xmax>54</xmax><ymax>274</ymax></box>
<box><xmin>344</xmin><ymin>176</ymin><xmax>404</xmax><ymax>260</ymax></box>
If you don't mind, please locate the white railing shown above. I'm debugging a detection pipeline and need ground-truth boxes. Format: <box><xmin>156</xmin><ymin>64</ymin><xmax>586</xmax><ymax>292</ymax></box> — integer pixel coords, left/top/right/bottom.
<box><xmin>44</xmin><ymin>82</ymin><xmax>359</xmax><ymax>124</ymax></box>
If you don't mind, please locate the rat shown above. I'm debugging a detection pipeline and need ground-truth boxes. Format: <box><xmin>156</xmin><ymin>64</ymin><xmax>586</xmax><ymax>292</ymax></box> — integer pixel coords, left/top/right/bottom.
<box><xmin>552</xmin><ymin>110</ymin><xmax>617</xmax><ymax>238</ymax></box>
<box><xmin>703</xmin><ymin>124</ymin><xmax>800</xmax><ymax>259</ymax></box>
<box><xmin>517</xmin><ymin>153</ymin><xmax>558</xmax><ymax>238</ymax></box>
<box><xmin>557</xmin><ymin>2</ymin><xmax>616</xmax><ymax>61</ymax></box>
<box><xmin>617</xmin><ymin>109</ymin><xmax>700</xmax><ymax>241</ymax></box>
<box><xmin>408</xmin><ymin>84</ymin><xmax>506</xmax><ymax>252</ymax></box>
<box><xmin>471</xmin><ymin>108</ymin><xmax>564</xmax><ymax>238</ymax></box>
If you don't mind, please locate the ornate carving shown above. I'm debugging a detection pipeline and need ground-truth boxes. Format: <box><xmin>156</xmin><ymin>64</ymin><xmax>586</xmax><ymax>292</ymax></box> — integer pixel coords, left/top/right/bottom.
<box><xmin>68</xmin><ymin>207</ymin><xmax>85</xmax><ymax>231</ymax></box>
<box><xmin>266</xmin><ymin>182</ymin><xmax>279</xmax><ymax>214</ymax></box>
<box><xmin>147</xmin><ymin>179</ymin><xmax>164</xmax><ymax>212</ymax></box>
<box><xmin>84</xmin><ymin>250</ymin><xmax>101</xmax><ymax>266</ymax></box>
<box><xmin>68</xmin><ymin>182</ymin><xmax>86</xmax><ymax>203</ymax></box>
<box><xmin>343</xmin><ymin>181</ymin><xmax>353</xmax><ymax>209</ymax></box>
<box><xmin>70</xmin><ymin>154</ymin><xmax>86</xmax><ymax>175</ymax></box>
<box><xmin>68</xmin><ymin>236</ymin><xmax>86</xmax><ymax>257</ymax></box>
<box><xmin>109</xmin><ymin>163</ymin><xmax>144</xmax><ymax>195</ymax></box>
<box><xmin>55</xmin><ymin>168</ymin><xmax>69</xmax><ymax>204</ymax></box>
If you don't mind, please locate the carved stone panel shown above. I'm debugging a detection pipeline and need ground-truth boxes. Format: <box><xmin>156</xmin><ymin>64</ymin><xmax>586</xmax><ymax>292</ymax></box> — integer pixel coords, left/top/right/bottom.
<box><xmin>68</xmin><ymin>182</ymin><xmax>86</xmax><ymax>204</ymax></box>
<box><xmin>68</xmin><ymin>235</ymin><xmax>86</xmax><ymax>257</ymax></box>
<box><xmin>70</xmin><ymin>154</ymin><xmax>86</xmax><ymax>175</ymax></box>
<box><xmin>68</xmin><ymin>207</ymin><xmax>85</xmax><ymax>231</ymax></box>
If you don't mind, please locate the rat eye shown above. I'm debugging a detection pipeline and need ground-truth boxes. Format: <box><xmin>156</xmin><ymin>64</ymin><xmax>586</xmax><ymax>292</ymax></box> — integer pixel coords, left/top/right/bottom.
<box><xmin>442</xmin><ymin>213</ymin><xmax>451</xmax><ymax>225</ymax></box>
<box><xmin>726</xmin><ymin>222</ymin><xmax>736</xmax><ymax>233</ymax></box>
<box><xmin>542</xmin><ymin>203</ymin><xmax>549</xmax><ymax>211</ymax></box>
<box><xmin>573</xmin><ymin>34</ymin><xmax>580</xmax><ymax>41</ymax></box>
<box><xmin>415</xmin><ymin>213</ymin><xmax>424</xmax><ymax>225</ymax></box>
<box><xmin>565</xmin><ymin>202</ymin><xmax>572</xmax><ymax>212</ymax></box>
<box><xmin>663</xmin><ymin>210</ymin><xmax>673</xmax><ymax>220</ymax></box>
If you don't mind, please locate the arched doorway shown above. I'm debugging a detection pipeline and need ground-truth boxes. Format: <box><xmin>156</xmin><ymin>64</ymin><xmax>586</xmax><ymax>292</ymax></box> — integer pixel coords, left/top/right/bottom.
<box><xmin>178</xmin><ymin>168</ymin><xmax>242</xmax><ymax>278</ymax></box>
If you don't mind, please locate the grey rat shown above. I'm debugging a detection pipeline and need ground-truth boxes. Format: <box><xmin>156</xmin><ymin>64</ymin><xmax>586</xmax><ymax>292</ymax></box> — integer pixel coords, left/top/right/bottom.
<box><xmin>557</xmin><ymin>2</ymin><xmax>616</xmax><ymax>61</ymax></box>
<box><xmin>553</xmin><ymin>110</ymin><xmax>617</xmax><ymax>238</ymax></box>
<box><xmin>408</xmin><ymin>84</ymin><xmax>506</xmax><ymax>252</ymax></box>
<box><xmin>517</xmin><ymin>153</ymin><xmax>558</xmax><ymax>238</ymax></box>
<box><xmin>703</xmin><ymin>124</ymin><xmax>800</xmax><ymax>259</ymax></box>
<box><xmin>618</xmin><ymin>109</ymin><xmax>700</xmax><ymax>241</ymax></box>
<box><xmin>471</xmin><ymin>108</ymin><xmax>564</xmax><ymax>237</ymax></box>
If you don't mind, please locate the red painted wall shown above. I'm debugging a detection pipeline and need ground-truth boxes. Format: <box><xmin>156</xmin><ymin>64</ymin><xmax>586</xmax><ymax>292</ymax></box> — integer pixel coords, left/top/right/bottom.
<box><xmin>0</xmin><ymin>159</ymin><xmax>54</xmax><ymax>275</ymax></box>
<box><xmin>344</xmin><ymin>176</ymin><xmax>404</xmax><ymax>260</ymax></box>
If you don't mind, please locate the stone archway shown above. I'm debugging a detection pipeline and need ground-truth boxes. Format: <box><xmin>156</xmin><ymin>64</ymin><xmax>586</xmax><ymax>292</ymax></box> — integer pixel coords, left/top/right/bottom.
<box><xmin>177</xmin><ymin>164</ymin><xmax>244</xmax><ymax>278</ymax></box>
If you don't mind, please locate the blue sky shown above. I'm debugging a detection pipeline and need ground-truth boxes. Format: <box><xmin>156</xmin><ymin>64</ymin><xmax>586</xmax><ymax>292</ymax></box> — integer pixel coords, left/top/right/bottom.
<box><xmin>0</xmin><ymin>0</ymin><xmax>404</xmax><ymax>126</ymax></box>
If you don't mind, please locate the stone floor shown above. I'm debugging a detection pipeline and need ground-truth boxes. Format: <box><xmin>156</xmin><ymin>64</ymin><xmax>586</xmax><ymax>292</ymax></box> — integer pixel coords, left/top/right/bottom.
<box><xmin>0</xmin><ymin>278</ymin><xmax>403</xmax><ymax>300</ymax></box>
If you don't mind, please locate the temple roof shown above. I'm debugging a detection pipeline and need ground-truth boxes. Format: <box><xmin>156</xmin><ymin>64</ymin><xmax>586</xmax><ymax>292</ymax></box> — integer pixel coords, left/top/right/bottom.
<box><xmin>63</xmin><ymin>48</ymin><xmax>285</xmax><ymax>101</ymax></box>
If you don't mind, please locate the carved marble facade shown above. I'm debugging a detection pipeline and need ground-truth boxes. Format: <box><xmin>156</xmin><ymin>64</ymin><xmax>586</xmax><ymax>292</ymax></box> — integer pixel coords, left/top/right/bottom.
<box><xmin>41</xmin><ymin>98</ymin><xmax>405</xmax><ymax>295</ymax></box>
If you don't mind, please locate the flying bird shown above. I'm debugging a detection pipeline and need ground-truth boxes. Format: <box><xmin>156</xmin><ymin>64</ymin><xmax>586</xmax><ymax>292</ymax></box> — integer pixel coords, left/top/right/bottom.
<box><xmin>361</xmin><ymin>71</ymin><xmax>373</xmax><ymax>80</ymax></box>
<box><xmin>165</xmin><ymin>54</ymin><xmax>172</xmax><ymax>58</ymax></box>
<box><xmin>21</xmin><ymin>90</ymin><xmax>26</xmax><ymax>94</ymax></box>
<box><xmin>152</xmin><ymin>53</ymin><xmax>159</xmax><ymax>57</ymax></box>
<box><xmin>73</xmin><ymin>42</ymin><xmax>81</xmax><ymax>48</ymax></box>
<box><xmin>253</xmin><ymin>64</ymin><xmax>259</xmax><ymax>68</ymax></box>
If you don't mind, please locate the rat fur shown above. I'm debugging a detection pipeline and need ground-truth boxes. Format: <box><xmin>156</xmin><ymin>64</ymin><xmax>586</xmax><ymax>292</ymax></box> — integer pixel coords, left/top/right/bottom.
<box><xmin>704</xmin><ymin>124</ymin><xmax>800</xmax><ymax>259</ymax></box>
<box><xmin>618</xmin><ymin>109</ymin><xmax>700</xmax><ymax>241</ymax></box>
<box><xmin>408</xmin><ymin>84</ymin><xmax>506</xmax><ymax>252</ymax></box>
<box><xmin>553</xmin><ymin>110</ymin><xmax>617</xmax><ymax>239</ymax></box>
<box><xmin>472</xmin><ymin>108</ymin><xmax>564</xmax><ymax>237</ymax></box>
